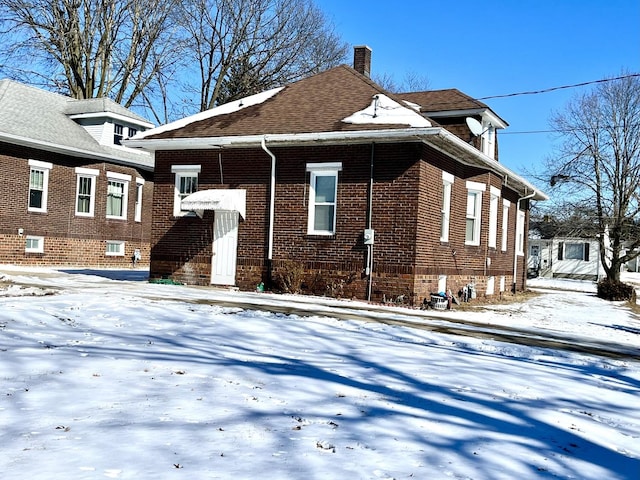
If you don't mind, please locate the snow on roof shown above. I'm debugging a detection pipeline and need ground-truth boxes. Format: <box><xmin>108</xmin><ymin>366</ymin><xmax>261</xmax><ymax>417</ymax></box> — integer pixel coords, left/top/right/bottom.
<box><xmin>342</xmin><ymin>94</ymin><xmax>431</xmax><ymax>128</ymax></box>
<box><xmin>131</xmin><ymin>87</ymin><xmax>285</xmax><ymax>139</ymax></box>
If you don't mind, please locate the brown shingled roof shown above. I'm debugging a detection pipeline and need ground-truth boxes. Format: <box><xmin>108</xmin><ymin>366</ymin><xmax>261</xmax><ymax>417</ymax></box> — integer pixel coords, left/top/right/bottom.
<box><xmin>398</xmin><ymin>89</ymin><xmax>490</xmax><ymax>112</ymax></box>
<box><xmin>146</xmin><ymin>65</ymin><xmax>421</xmax><ymax>140</ymax></box>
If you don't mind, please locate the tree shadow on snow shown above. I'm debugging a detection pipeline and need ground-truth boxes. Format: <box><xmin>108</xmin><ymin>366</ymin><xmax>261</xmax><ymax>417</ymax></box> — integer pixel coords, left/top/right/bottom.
<box><xmin>59</xmin><ymin>268</ymin><xmax>149</xmax><ymax>282</ymax></box>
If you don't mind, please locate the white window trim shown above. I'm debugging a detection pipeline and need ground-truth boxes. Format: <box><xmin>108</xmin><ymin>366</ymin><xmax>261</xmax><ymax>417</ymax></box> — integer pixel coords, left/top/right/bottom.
<box><xmin>106</xmin><ymin>172</ymin><xmax>131</xmax><ymax>220</ymax></box>
<box><xmin>440</xmin><ymin>172</ymin><xmax>454</xmax><ymax>242</ymax></box>
<box><xmin>25</xmin><ymin>235</ymin><xmax>44</xmax><ymax>253</ymax></box>
<box><xmin>305</xmin><ymin>162</ymin><xmax>343</xmax><ymax>173</ymax></box>
<box><xmin>488</xmin><ymin>186</ymin><xmax>500</xmax><ymax>249</ymax></box>
<box><xmin>465</xmin><ymin>181</ymin><xmax>485</xmax><ymax>246</ymax></box>
<box><xmin>501</xmin><ymin>199</ymin><xmax>510</xmax><ymax>252</ymax></box>
<box><xmin>135</xmin><ymin>178</ymin><xmax>144</xmax><ymax>222</ymax></box>
<box><xmin>172</xmin><ymin>165</ymin><xmax>201</xmax><ymax>217</ymax></box>
<box><xmin>306</xmin><ymin>162</ymin><xmax>342</xmax><ymax>235</ymax></box>
<box><xmin>105</xmin><ymin>240</ymin><xmax>125</xmax><ymax>256</ymax></box>
<box><xmin>75</xmin><ymin>167</ymin><xmax>99</xmax><ymax>217</ymax></box>
<box><xmin>27</xmin><ymin>159</ymin><xmax>52</xmax><ymax>213</ymax></box>
<box><xmin>481</xmin><ymin>121</ymin><xmax>496</xmax><ymax>159</ymax></box>
<box><xmin>516</xmin><ymin>210</ymin><xmax>526</xmax><ymax>256</ymax></box>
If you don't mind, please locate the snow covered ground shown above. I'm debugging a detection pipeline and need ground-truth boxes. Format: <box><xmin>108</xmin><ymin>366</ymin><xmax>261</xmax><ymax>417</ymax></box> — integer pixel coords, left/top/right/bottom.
<box><xmin>0</xmin><ymin>266</ymin><xmax>638</xmax><ymax>480</ymax></box>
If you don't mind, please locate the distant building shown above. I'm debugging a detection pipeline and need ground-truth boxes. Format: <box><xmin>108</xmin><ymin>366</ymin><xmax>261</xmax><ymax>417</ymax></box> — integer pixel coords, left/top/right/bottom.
<box><xmin>0</xmin><ymin>80</ymin><xmax>154</xmax><ymax>267</ymax></box>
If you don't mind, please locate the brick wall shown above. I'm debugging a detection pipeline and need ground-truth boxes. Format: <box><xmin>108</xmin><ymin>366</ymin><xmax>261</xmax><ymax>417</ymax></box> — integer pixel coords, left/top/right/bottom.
<box><xmin>150</xmin><ymin>141</ymin><xmax>530</xmax><ymax>302</ymax></box>
<box><xmin>0</xmin><ymin>142</ymin><xmax>153</xmax><ymax>267</ymax></box>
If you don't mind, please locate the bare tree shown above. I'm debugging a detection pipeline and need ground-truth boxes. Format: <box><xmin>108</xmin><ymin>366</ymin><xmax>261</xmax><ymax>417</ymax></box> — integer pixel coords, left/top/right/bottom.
<box><xmin>0</xmin><ymin>0</ymin><xmax>346</xmax><ymax>121</ymax></box>
<box><xmin>545</xmin><ymin>72</ymin><xmax>640</xmax><ymax>283</ymax></box>
<box><xmin>0</xmin><ymin>0</ymin><xmax>181</xmax><ymax>107</ymax></box>
<box><xmin>178</xmin><ymin>0</ymin><xmax>348</xmax><ymax>111</ymax></box>
<box><xmin>374</xmin><ymin>71</ymin><xmax>431</xmax><ymax>94</ymax></box>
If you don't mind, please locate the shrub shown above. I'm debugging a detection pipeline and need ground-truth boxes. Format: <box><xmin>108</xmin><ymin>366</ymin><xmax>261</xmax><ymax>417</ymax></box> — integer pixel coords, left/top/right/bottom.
<box><xmin>597</xmin><ymin>278</ymin><xmax>635</xmax><ymax>301</ymax></box>
<box><xmin>273</xmin><ymin>260</ymin><xmax>305</xmax><ymax>294</ymax></box>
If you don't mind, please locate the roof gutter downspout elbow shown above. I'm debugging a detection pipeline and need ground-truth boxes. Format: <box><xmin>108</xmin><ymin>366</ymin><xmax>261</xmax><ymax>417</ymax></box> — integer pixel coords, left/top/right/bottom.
<box><xmin>513</xmin><ymin>190</ymin><xmax>537</xmax><ymax>293</ymax></box>
<box><xmin>261</xmin><ymin>136</ymin><xmax>276</xmax><ymax>262</ymax></box>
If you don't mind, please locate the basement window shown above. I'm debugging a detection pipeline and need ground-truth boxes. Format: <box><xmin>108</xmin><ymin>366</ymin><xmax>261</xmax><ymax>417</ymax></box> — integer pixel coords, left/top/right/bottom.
<box><xmin>25</xmin><ymin>235</ymin><xmax>44</xmax><ymax>253</ymax></box>
<box><xmin>106</xmin><ymin>240</ymin><xmax>125</xmax><ymax>256</ymax></box>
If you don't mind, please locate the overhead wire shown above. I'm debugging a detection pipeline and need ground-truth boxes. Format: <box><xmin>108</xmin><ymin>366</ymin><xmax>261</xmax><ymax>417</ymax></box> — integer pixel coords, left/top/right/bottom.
<box><xmin>416</xmin><ymin>73</ymin><xmax>640</xmax><ymax>136</ymax></box>
<box><xmin>477</xmin><ymin>73</ymin><xmax>640</xmax><ymax>101</ymax></box>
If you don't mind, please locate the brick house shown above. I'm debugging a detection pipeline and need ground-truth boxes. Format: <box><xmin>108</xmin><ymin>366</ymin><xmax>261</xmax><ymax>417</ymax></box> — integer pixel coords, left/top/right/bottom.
<box><xmin>127</xmin><ymin>46</ymin><xmax>546</xmax><ymax>304</ymax></box>
<box><xmin>0</xmin><ymin>80</ymin><xmax>154</xmax><ymax>267</ymax></box>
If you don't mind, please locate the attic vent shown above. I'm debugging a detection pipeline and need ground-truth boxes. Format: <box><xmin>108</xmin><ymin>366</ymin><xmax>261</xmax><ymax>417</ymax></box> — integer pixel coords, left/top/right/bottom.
<box><xmin>353</xmin><ymin>45</ymin><xmax>372</xmax><ymax>78</ymax></box>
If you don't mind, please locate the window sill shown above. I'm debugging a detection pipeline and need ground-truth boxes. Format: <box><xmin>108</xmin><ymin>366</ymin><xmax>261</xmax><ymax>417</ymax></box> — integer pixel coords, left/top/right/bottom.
<box><xmin>306</xmin><ymin>233</ymin><xmax>336</xmax><ymax>240</ymax></box>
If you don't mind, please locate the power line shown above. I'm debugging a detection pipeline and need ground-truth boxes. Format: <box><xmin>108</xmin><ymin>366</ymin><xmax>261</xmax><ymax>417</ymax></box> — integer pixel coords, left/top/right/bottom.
<box><xmin>477</xmin><ymin>73</ymin><xmax>640</xmax><ymax>101</ymax></box>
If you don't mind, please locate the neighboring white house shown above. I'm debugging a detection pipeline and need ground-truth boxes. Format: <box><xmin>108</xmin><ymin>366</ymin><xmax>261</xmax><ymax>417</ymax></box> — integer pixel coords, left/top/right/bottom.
<box><xmin>529</xmin><ymin>235</ymin><xmax>640</xmax><ymax>280</ymax></box>
<box><xmin>528</xmin><ymin>237</ymin><xmax>602</xmax><ymax>280</ymax></box>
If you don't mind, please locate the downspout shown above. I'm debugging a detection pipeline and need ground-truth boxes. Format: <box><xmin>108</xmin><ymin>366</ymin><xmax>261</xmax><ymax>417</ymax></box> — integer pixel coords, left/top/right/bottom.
<box><xmin>513</xmin><ymin>190</ymin><xmax>536</xmax><ymax>293</ymax></box>
<box><xmin>261</xmin><ymin>136</ymin><xmax>276</xmax><ymax>284</ymax></box>
<box><xmin>366</xmin><ymin>142</ymin><xmax>375</xmax><ymax>301</ymax></box>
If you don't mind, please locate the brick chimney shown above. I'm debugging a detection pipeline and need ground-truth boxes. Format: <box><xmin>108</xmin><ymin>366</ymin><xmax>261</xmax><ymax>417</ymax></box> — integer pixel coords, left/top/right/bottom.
<box><xmin>353</xmin><ymin>45</ymin><xmax>372</xmax><ymax>78</ymax></box>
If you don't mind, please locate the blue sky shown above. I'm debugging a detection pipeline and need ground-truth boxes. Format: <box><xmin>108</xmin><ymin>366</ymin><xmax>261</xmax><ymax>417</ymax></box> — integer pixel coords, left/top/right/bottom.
<box><xmin>315</xmin><ymin>0</ymin><xmax>640</xmax><ymax>188</ymax></box>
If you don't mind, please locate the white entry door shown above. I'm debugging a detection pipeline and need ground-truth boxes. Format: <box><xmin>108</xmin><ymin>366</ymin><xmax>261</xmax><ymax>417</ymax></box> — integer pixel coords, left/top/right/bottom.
<box><xmin>212</xmin><ymin>210</ymin><xmax>239</xmax><ymax>285</ymax></box>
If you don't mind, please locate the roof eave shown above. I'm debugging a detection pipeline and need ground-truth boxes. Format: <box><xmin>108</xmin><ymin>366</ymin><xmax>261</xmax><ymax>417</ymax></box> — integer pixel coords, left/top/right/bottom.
<box><xmin>124</xmin><ymin>127</ymin><xmax>547</xmax><ymax>199</ymax></box>
<box><xmin>68</xmin><ymin>111</ymin><xmax>155</xmax><ymax>129</ymax></box>
<box><xmin>1</xmin><ymin>132</ymin><xmax>154</xmax><ymax>171</ymax></box>
<box><xmin>427</xmin><ymin>129</ymin><xmax>547</xmax><ymax>201</ymax></box>
<box><xmin>422</xmin><ymin>108</ymin><xmax>508</xmax><ymax>129</ymax></box>
<box><xmin>124</xmin><ymin>128</ymin><xmax>443</xmax><ymax>150</ymax></box>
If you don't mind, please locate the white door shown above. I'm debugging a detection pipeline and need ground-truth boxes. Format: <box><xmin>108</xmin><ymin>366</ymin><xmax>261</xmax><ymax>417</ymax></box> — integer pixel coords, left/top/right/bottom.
<box><xmin>212</xmin><ymin>210</ymin><xmax>239</xmax><ymax>285</ymax></box>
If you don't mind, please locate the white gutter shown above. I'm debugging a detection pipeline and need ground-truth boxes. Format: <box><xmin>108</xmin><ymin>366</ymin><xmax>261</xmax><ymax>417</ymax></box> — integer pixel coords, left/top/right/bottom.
<box><xmin>513</xmin><ymin>190</ymin><xmax>537</xmax><ymax>292</ymax></box>
<box><xmin>434</xmin><ymin>129</ymin><xmax>548</xmax><ymax>201</ymax></box>
<box><xmin>124</xmin><ymin>128</ymin><xmax>440</xmax><ymax>151</ymax></box>
<box><xmin>261</xmin><ymin>136</ymin><xmax>276</xmax><ymax>262</ymax></box>
<box><xmin>1</xmin><ymin>132</ymin><xmax>154</xmax><ymax>171</ymax></box>
<box><xmin>125</xmin><ymin>127</ymin><xmax>548</xmax><ymax>200</ymax></box>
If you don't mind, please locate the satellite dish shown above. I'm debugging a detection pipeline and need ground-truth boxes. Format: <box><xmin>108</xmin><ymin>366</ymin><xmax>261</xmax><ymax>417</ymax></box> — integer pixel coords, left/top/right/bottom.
<box><xmin>465</xmin><ymin>117</ymin><xmax>483</xmax><ymax>136</ymax></box>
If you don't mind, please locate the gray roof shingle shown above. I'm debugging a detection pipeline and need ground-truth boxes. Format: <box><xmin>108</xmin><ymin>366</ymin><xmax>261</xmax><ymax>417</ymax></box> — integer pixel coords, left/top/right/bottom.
<box><xmin>0</xmin><ymin>79</ymin><xmax>153</xmax><ymax>170</ymax></box>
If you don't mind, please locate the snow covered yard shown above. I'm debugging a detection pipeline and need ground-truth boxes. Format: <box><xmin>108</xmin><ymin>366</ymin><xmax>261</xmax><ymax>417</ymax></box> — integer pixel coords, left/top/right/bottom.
<box><xmin>0</xmin><ymin>268</ymin><xmax>638</xmax><ymax>479</ymax></box>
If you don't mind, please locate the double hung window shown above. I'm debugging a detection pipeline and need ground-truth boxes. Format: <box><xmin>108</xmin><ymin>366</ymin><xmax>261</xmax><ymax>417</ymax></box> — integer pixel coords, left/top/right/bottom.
<box><xmin>516</xmin><ymin>210</ymin><xmax>526</xmax><ymax>255</ymax></box>
<box><xmin>28</xmin><ymin>160</ymin><xmax>52</xmax><ymax>213</ymax></box>
<box><xmin>488</xmin><ymin>186</ymin><xmax>500</xmax><ymax>249</ymax></box>
<box><xmin>440</xmin><ymin>172</ymin><xmax>453</xmax><ymax>242</ymax></box>
<box><xmin>114</xmin><ymin>124</ymin><xmax>124</xmax><ymax>145</ymax></box>
<box><xmin>306</xmin><ymin>162</ymin><xmax>342</xmax><ymax>235</ymax></box>
<box><xmin>171</xmin><ymin>165</ymin><xmax>201</xmax><ymax>216</ymax></box>
<box><xmin>75</xmin><ymin>167</ymin><xmax>99</xmax><ymax>217</ymax></box>
<box><xmin>465</xmin><ymin>181</ymin><xmax>485</xmax><ymax>246</ymax></box>
<box><xmin>501</xmin><ymin>200</ymin><xmax>511</xmax><ymax>251</ymax></box>
<box><xmin>135</xmin><ymin>178</ymin><xmax>144</xmax><ymax>222</ymax></box>
<box><xmin>106</xmin><ymin>172</ymin><xmax>131</xmax><ymax>220</ymax></box>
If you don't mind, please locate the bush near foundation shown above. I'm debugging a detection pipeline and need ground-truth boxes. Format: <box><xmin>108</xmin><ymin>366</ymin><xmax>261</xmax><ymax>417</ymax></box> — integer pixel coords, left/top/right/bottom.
<box><xmin>597</xmin><ymin>278</ymin><xmax>636</xmax><ymax>301</ymax></box>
